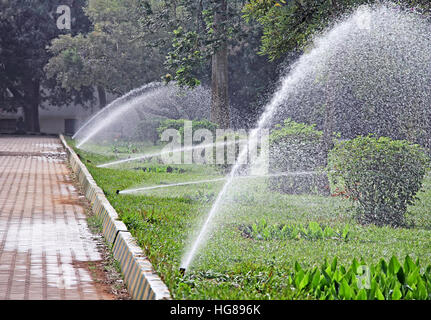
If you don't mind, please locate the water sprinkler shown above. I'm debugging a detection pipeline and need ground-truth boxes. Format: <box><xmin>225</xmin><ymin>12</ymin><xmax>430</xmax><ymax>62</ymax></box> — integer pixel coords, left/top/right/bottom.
<box><xmin>179</xmin><ymin>268</ymin><xmax>186</xmax><ymax>276</ymax></box>
<box><xmin>116</xmin><ymin>190</ymin><xmax>120</xmax><ymax>195</ymax></box>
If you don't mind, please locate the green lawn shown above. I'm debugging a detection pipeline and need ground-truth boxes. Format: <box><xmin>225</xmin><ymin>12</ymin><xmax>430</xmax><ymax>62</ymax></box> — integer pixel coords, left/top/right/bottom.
<box><xmin>70</xmin><ymin>139</ymin><xmax>431</xmax><ymax>299</ymax></box>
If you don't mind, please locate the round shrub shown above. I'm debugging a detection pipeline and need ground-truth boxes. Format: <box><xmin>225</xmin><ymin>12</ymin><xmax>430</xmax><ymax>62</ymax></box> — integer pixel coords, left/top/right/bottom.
<box><xmin>269</xmin><ymin>119</ymin><xmax>329</xmax><ymax>195</ymax></box>
<box><xmin>328</xmin><ymin>135</ymin><xmax>429</xmax><ymax>227</ymax></box>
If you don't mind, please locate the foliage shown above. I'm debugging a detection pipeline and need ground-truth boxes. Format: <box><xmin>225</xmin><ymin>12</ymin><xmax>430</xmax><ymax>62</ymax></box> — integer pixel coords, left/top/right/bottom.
<box><xmin>70</xmin><ymin>138</ymin><xmax>431</xmax><ymax>299</ymax></box>
<box><xmin>288</xmin><ymin>256</ymin><xmax>431</xmax><ymax>300</ymax></box>
<box><xmin>159</xmin><ymin>0</ymin><xmax>247</xmax><ymax>88</ymax></box>
<box><xmin>0</xmin><ymin>0</ymin><xmax>92</xmax><ymax>130</ymax></box>
<box><xmin>243</xmin><ymin>0</ymin><xmax>431</xmax><ymax>60</ymax></box>
<box><xmin>328</xmin><ymin>135</ymin><xmax>429</xmax><ymax>227</ymax></box>
<box><xmin>241</xmin><ymin>219</ymin><xmax>350</xmax><ymax>241</ymax></box>
<box><xmin>270</xmin><ymin>118</ymin><xmax>323</xmax><ymax>143</ymax></box>
<box><xmin>165</xmin><ymin>27</ymin><xmax>203</xmax><ymax>88</ymax></box>
<box><xmin>269</xmin><ymin>119</ymin><xmax>329</xmax><ymax>194</ymax></box>
<box><xmin>45</xmin><ymin>0</ymin><xmax>164</xmax><ymax>97</ymax></box>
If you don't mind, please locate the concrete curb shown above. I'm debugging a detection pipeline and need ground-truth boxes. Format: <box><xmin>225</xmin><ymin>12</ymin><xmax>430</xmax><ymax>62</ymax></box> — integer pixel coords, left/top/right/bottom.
<box><xmin>59</xmin><ymin>135</ymin><xmax>172</xmax><ymax>300</ymax></box>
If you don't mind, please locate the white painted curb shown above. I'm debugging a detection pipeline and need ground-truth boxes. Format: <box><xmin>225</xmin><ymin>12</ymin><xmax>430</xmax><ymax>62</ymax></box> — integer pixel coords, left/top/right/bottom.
<box><xmin>60</xmin><ymin>135</ymin><xmax>171</xmax><ymax>300</ymax></box>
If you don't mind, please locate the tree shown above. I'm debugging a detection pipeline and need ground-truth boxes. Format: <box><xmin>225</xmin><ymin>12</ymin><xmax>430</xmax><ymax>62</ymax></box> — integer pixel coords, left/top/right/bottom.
<box><xmin>158</xmin><ymin>0</ymin><xmax>251</xmax><ymax>128</ymax></box>
<box><xmin>0</xmin><ymin>0</ymin><xmax>91</xmax><ymax>132</ymax></box>
<box><xmin>210</xmin><ymin>0</ymin><xmax>229</xmax><ymax>128</ymax></box>
<box><xmin>45</xmin><ymin>0</ymin><xmax>164</xmax><ymax>109</ymax></box>
<box><xmin>244</xmin><ymin>0</ymin><xmax>431</xmax><ymax>60</ymax></box>
<box><xmin>244</xmin><ymin>0</ymin><xmax>431</xmax><ymax>151</ymax></box>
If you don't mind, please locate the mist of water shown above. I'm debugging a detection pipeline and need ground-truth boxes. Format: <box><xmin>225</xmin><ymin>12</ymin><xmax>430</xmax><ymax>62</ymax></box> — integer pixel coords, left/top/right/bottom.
<box><xmin>180</xmin><ymin>4</ymin><xmax>431</xmax><ymax>270</ymax></box>
<box><xmin>74</xmin><ymin>82</ymin><xmax>211</xmax><ymax>149</ymax></box>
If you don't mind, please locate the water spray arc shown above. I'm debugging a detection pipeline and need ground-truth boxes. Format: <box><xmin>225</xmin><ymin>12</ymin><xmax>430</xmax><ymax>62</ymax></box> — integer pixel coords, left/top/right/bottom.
<box><xmin>179</xmin><ymin>4</ymin><xmax>431</xmax><ymax>271</ymax></box>
<box><xmin>73</xmin><ymin>82</ymin><xmax>212</xmax><ymax>149</ymax></box>
<box><xmin>119</xmin><ymin>178</ymin><xmax>227</xmax><ymax>194</ymax></box>
<box><xmin>180</xmin><ymin>89</ymin><xmax>288</xmax><ymax>271</ymax></box>
<box><xmin>73</xmin><ymin>82</ymin><xmax>161</xmax><ymax>146</ymax></box>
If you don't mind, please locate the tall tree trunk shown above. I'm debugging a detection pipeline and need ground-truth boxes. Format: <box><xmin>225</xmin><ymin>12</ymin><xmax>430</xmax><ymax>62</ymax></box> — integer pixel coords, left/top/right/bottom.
<box><xmin>211</xmin><ymin>0</ymin><xmax>230</xmax><ymax>129</ymax></box>
<box><xmin>24</xmin><ymin>79</ymin><xmax>40</xmax><ymax>133</ymax></box>
<box><xmin>97</xmin><ymin>86</ymin><xmax>107</xmax><ymax>109</ymax></box>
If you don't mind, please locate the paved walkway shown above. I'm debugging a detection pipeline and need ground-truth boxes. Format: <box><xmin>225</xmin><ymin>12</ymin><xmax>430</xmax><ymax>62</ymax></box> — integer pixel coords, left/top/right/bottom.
<box><xmin>0</xmin><ymin>136</ymin><xmax>112</xmax><ymax>300</ymax></box>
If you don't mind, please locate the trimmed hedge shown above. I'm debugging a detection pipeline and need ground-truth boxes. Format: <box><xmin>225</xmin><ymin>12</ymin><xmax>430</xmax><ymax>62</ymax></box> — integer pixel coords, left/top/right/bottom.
<box><xmin>269</xmin><ymin>119</ymin><xmax>329</xmax><ymax>195</ymax></box>
<box><xmin>328</xmin><ymin>135</ymin><xmax>429</xmax><ymax>227</ymax></box>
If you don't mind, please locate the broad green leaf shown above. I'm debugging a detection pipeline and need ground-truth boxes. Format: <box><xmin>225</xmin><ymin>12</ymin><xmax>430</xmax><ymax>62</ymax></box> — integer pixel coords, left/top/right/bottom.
<box><xmin>416</xmin><ymin>281</ymin><xmax>427</xmax><ymax>300</ymax></box>
<box><xmin>331</xmin><ymin>257</ymin><xmax>338</xmax><ymax>272</ymax></box>
<box><xmin>389</xmin><ymin>256</ymin><xmax>401</xmax><ymax>275</ymax></box>
<box><xmin>397</xmin><ymin>268</ymin><xmax>405</xmax><ymax>285</ymax></box>
<box><xmin>404</xmin><ymin>255</ymin><xmax>416</xmax><ymax>274</ymax></box>
<box><xmin>294</xmin><ymin>270</ymin><xmax>304</xmax><ymax>289</ymax></box>
<box><xmin>380</xmin><ymin>259</ymin><xmax>388</xmax><ymax>274</ymax></box>
<box><xmin>391</xmin><ymin>287</ymin><xmax>402</xmax><ymax>300</ymax></box>
<box><xmin>355</xmin><ymin>289</ymin><xmax>367</xmax><ymax>300</ymax></box>
<box><xmin>375</xmin><ymin>287</ymin><xmax>385</xmax><ymax>300</ymax></box>
<box><xmin>339</xmin><ymin>279</ymin><xmax>352</xmax><ymax>300</ymax></box>
<box><xmin>298</xmin><ymin>273</ymin><xmax>310</xmax><ymax>291</ymax></box>
<box><xmin>295</xmin><ymin>261</ymin><xmax>302</xmax><ymax>273</ymax></box>
<box><xmin>311</xmin><ymin>270</ymin><xmax>321</xmax><ymax>289</ymax></box>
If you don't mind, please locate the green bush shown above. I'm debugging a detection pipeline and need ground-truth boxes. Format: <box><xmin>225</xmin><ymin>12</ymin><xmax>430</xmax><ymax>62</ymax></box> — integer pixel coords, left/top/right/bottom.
<box><xmin>269</xmin><ymin>119</ymin><xmax>329</xmax><ymax>195</ymax></box>
<box><xmin>289</xmin><ymin>256</ymin><xmax>431</xmax><ymax>300</ymax></box>
<box><xmin>157</xmin><ymin>118</ymin><xmax>218</xmax><ymax>142</ymax></box>
<box><xmin>328</xmin><ymin>135</ymin><xmax>429</xmax><ymax>227</ymax></box>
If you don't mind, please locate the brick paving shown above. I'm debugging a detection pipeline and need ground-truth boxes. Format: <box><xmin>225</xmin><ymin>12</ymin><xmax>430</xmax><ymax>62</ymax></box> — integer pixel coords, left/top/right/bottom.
<box><xmin>0</xmin><ymin>135</ymin><xmax>113</xmax><ymax>300</ymax></box>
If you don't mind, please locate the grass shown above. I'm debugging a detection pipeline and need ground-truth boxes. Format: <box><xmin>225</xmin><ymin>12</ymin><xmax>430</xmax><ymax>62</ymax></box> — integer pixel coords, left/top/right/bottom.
<box><xmin>69</xmin><ymin>138</ymin><xmax>431</xmax><ymax>299</ymax></box>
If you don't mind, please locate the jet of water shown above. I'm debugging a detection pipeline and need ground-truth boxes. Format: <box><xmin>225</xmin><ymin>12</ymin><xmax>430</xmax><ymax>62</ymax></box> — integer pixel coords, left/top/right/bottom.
<box><xmin>119</xmin><ymin>171</ymin><xmax>317</xmax><ymax>194</ymax></box>
<box><xmin>120</xmin><ymin>178</ymin><xmax>227</xmax><ymax>194</ymax></box>
<box><xmin>97</xmin><ymin>139</ymin><xmax>248</xmax><ymax>168</ymax></box>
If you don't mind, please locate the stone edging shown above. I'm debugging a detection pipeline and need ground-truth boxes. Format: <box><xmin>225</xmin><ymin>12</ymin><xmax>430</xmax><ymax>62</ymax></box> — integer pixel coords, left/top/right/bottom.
<box><xmin>59</xmin><ymin>134</ymin><xmax>172</xmax><ymax>300</ymax></box>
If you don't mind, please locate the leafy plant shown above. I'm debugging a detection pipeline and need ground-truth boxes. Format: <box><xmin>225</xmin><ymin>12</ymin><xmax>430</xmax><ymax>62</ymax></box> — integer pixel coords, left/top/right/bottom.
<box><xmin>185</xmin><ymin>190</ymin><xmax>216</xmax><ymax>204</ymax></box>
<box><xmin>241</xmin><ymin>219</ymin><xmax>351</xmax><ymax>242</ymax></box>
<box><xmin>73</xmin><ymin>138</ymin><xmax>431</xmax><ymax>300</ymax></box>
<box><xmin>328</xmin><ymin>135</ymin><xmax>429</xmax><ymax>227</ymax></box>
<box><xmin>269</xmin><ymin>119</ymin><xmax>329</xmax><ymax>195</ymax></box>
<box><xmin>288</xmin><ymin>256</ymin><xmax>431</xmax><ymax>300</ymax></box>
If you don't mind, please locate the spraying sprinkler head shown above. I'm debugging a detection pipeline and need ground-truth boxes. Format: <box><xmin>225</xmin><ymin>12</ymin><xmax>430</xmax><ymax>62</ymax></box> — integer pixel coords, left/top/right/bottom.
<box><xmin>116</xmin><ymin>190</ymin><xmax>121</xmax><ymax>195</ymax></box>
<box><xmin>179</xmin><ymin>268</ymin><xmax>186</xmax><ymax>276</ymax></box>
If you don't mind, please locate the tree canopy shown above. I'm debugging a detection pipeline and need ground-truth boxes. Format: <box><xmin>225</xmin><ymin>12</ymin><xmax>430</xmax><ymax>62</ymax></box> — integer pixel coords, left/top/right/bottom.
<box><xmin>45</xmin><ymin>0</ymin><xmax>164</xmax><ymax>102</ymax></box>
<box><xmin>244</xmin><ymin>0</ymin><xmax>431</xmax><ymax>60</ymax></box>
<box><xmin>0</xmin><ymin>0</ymin><xmax>92</xmax><ymax>131</ymax></box>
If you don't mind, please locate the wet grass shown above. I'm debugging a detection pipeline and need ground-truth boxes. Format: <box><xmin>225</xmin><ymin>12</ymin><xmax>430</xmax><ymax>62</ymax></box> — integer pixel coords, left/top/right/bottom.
<box><xmin>70</xmin><ymin>140</ymin><xmax>431</xmax><ymax>299</ymax></box>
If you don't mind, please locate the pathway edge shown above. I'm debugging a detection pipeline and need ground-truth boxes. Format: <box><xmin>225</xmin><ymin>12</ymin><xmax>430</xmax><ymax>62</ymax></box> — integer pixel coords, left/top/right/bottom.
<box><xmin>59</xmin><ymin>134</ymin><xmax>172</xmax><ymax>300</ymax></box>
